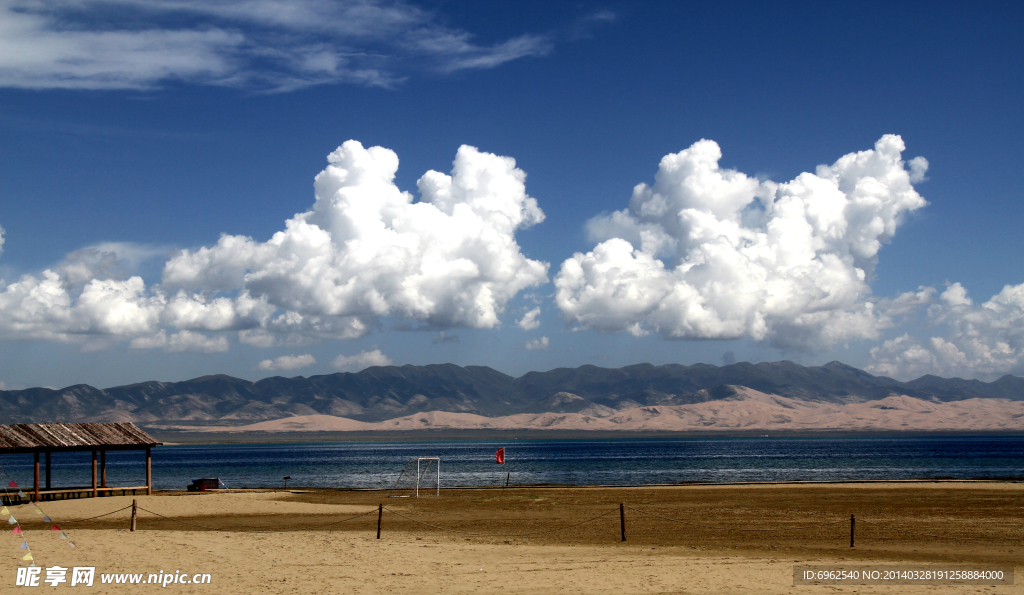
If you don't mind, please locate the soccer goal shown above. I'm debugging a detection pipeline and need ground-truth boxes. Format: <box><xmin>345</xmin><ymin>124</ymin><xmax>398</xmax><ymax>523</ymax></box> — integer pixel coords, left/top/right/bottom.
<box><xmin>388</xmin><ymin>457</ymin><xmax>440</xmax><ymax>498</ymax></box>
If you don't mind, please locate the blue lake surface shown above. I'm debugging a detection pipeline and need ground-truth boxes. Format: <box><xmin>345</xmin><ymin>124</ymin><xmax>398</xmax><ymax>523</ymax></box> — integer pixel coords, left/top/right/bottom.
<box><xmin>1</xmin><ymin>436</ymin><xmax>1022</xmax><ymax>490</ymax></box>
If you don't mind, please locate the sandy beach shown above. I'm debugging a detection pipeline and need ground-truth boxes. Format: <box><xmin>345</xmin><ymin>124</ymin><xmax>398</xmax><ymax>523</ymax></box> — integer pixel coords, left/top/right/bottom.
<box><xmin>4</xmin><ymin>483</ymin><xmax>1021</xmax><ymax>594</ymax></box>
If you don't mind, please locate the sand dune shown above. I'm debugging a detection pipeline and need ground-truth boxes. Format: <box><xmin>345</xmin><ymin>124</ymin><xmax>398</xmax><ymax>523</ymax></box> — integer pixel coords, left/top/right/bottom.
<box><xmin>168</xmin><ymin>387</ymin><xmax>1024</xmax><ymax>433</ymax></box>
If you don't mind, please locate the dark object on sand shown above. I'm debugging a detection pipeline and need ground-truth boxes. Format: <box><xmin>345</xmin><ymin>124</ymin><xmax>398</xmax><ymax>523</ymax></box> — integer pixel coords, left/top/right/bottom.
<box><xmin>187</xmin><ymin>478</ymin><xmax>224</xmax><ymax>492</ymax></box>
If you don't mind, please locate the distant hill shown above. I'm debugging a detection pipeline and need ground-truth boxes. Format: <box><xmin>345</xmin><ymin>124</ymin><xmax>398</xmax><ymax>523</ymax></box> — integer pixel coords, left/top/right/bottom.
<box><xmin>1</xmin><ymin>361</ymin><xmax>1022</xmax><ymax>426</ymax></box>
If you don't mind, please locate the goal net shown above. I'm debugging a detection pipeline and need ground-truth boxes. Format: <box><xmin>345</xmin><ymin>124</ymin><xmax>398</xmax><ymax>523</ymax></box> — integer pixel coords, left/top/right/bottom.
<box><xmin>388</xmin><ymin>457</ymin><xmax>440</xmax><ymax>498</ymax></box>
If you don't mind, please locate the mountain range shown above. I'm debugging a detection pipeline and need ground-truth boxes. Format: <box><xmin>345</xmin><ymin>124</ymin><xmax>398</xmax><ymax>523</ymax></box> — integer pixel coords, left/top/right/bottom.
<box><xmin>2</xmin><ymin>361</ymin><xmax>1022</xmax><ymax>428</ymax></box>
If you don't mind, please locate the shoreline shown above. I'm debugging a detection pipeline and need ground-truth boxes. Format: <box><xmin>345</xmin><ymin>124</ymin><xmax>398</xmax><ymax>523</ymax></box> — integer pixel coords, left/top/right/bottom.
<box><xmin>145</xmin><ymin>428</ymin><xmax>1024</xmax><ymax>444</ymax></box>
<box><xmin>169</xmin><ymin>478</ymin><xmax>1024</xmax><ymax>491</ymax></box>
<box><xmin>132</xmin><ymin>478</ymin><xmax>1024</xmax><ymax>495</ymax></box>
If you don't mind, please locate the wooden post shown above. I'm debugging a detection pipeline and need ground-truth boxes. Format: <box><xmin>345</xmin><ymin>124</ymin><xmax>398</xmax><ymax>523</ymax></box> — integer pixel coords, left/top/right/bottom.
<box><xmin>850</xmin><ymin>514</ymin><xmax>855</xmax><ymax>548</ymax></box>
<box><xmin>131</xmin><ymin>499</ymin><xmax>137</xmax><ymax>532</ymax></box>
<box><xmin>505</xmin><ymin>473</ymin><xmax>510</xmax><ymax>488</ymax></box>
<box><xmin>100</xmin><ymin>450</ymin><xmax>107</xmax><ymax>494</ymax></box>
<box><xmin>45</xmin><ymin>452</ymin><xmax>51</xmax><ymax>490</ymax></box>
<box><xmin>620</xmin><ymin>503</ymin><xmax>626</xmax><ymax>542</ymax></box>
<box><xmin>145</xmin><ymin>447</ymin><xmax>152</xmax><ymax>496</ymax></box>
<box><xmin>33</xmin><ymin>452</ymin><xmax>40</xmax><ymax>502</ymax></box>
<box><xmin>91</xmin><ymin>450</ymin><xmax>97</xmax><ymax>498</ymax></box>
<box><xmin>376</xmin><ymin>503</ymin><xmax>382</xmax><ymax>539</ymax></box>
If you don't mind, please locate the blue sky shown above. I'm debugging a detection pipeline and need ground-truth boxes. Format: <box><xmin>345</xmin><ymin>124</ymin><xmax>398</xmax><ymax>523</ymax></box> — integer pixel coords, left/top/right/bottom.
<box><xmin>0</xmin><ymin>0</ymin><xmax>1021</xmax><ymax>389</ymax></box>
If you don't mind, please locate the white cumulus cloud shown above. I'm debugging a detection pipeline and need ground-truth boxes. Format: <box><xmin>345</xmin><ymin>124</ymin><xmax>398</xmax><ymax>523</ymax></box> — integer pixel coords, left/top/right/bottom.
<box><xmin>867</xmin><ymin>282</ymin><xmax>1024</xmax><ymax>380</ymax></box>
<box><xmin>238</xmin><ymin>329</ymin><xmax>276</xmax><ymax>348</ymax></box>
<box><xmin>0</xmin><ymin>141</ymin><xmax>547</xmax><ymax>351</ymax></box>
<box><xmin>0</xmin><ymin>272</ymin><xmax>164</xmax><ymax>341</ymax></box>
<box><xmin>257</xmin><ymin>353</ymin><xmax>316</xmax><ymax>372</ymax></box>
<box><xmin>331</xmin><ymin>349</ymin><xmax>393</xmax><ymax>372</ymax></box>
<box><xmin>129</xmin><ymin>329</ymin><xmax>229</xmax><ymax>353</ymax></box>
<box><xmin>518</xmin><ymin>307</ymin><xmax>542</xmax><ymax>330</ymax></box>
<box><xmin>524</xmin><ymin>336</ymin><xmax>549</xmax><ymax>350</ymax></box>
<box><xmin>163</xmin><ymin>140</ymin><xmax>548</xmax><ymax>338</ymax></box>
<box><xmin>555</xmin><ymin>135</ymin><xmax>928</xmax><ymax>350</ymax></box>
<box><xmin>58</xmin><ymin>242</ymin><xmax>171</xmax><ymax>286</ymax></box>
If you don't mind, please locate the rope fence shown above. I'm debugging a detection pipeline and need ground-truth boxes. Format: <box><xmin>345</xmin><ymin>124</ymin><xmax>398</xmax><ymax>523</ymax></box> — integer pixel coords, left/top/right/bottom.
<box><xmin>621</xmin><ymin>505</ymin><xmax>848</xmax><ymax>532</ymax></box>
<box><xmin>855</xmin><ymin>519</ymin><xmax>1020</xmax><ymax>543</ymax></box>
<box><xmin>11</xmin><ymin>499</ymin><xmax>1022</xmax><ymax>546</ymax></box>
<box><xmin>60</xmin><ymin>504</ymin><xmax>134</xmax><ymax>524</ymax></box>
<box><xmin>134</xmin><ymin>506</ymin><xmax>380</xmax><ymax>533</ymax></box>
<box><xmin>381</xmin><ymin>505</ymin><xmax>617</xmax><ymax>537</ymax></box>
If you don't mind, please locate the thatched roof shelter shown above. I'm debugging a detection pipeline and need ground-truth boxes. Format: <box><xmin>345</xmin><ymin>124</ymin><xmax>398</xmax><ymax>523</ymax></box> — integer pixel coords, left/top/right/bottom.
<box><xmin>0</xmin><ymin>423</ymin><xmax>160</xmax><ymax>501</ymax></box>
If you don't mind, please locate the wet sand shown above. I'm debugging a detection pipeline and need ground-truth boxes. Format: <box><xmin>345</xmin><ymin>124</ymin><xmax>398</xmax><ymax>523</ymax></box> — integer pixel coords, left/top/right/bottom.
<box><xmin>4</xmin><ymin>482</ymin><xmax>1021</xmax><ymax>594</ymax></box>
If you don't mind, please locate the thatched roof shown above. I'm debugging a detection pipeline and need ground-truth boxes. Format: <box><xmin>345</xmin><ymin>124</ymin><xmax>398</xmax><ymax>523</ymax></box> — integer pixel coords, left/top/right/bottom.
<box><xmin>0</xmin><ymin>423</ymin><xmax>160</xmax><ymax>453</ymax></box>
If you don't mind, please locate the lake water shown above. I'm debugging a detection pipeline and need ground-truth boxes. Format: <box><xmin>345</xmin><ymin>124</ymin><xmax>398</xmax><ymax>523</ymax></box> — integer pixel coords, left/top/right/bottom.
<box><xmin>1</xmin><ymin>436</ymin><xmax>1022</xmax><ymax>491</ymax></box>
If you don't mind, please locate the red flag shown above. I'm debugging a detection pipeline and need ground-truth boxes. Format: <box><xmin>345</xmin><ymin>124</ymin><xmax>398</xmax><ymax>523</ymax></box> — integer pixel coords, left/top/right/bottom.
<box><xmin>496</xmin><ymin>448</ymin><xmax>505</xmax><ymax>464</ymax></box>
<box><xmin>7</xmin><ymin>481</ymin><xmax>16</xmax><ymax>488</ymax></box>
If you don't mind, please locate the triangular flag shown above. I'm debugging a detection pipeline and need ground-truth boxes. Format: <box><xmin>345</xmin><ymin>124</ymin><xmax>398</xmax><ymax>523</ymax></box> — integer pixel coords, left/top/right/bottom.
<box><xmin>51</xmin><ymin>525</ymin><xmax>60</xmax><ymax>531</ymax></box>
<box><xmin>1</xmin><ymin>506</ymin><xmax>8</xmax><ymax>515</ymax></box>
<box><xmin>42</xmin><ymin>516</ymin><xmax>51</xmax><ymax>523</ymax></box>
<box><xmin>22</xmin><ymin>553</ymin><xmax>32</xmax><ymax>561</ymax></box>
<box><xmin>20</xmin><ymin>541</ymin><xmax>28</xmax><ymax>549</ymax></box>
<box><xmin>8</xmin><ymin>480</ymin><xmax>16</xmax><ymax>487</ymax></box>
<box><xmin>34</xmin><ymin>508</ymin><xmax>43</xmax><ymax>515</ymax></box>
<box><xmin>67</xmin><ymin>541</ymin><xmax>76</xmax><ymax>548</ymax></box>
<box><xmin>12</xmin><ymin>526</ymin><xmax>22</xmax><ymax>535</ymax></box>
<box><xmin>8</xmin><ymin>516</ymin><xmax>17</xmax><ymax>524</ymax></box>
<box><xmin>17</xmin><ymin>491</ymin><xmax>26</xmax><ymax>498</ymax></box>
<box><xmin>60</xmin><ymin>532</ymin><xmax>68</xmax><ymax>539</ymax></box>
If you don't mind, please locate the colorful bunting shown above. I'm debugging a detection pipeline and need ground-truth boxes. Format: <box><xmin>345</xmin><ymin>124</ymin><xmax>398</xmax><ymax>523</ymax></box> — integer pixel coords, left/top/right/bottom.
<box><xmin>0</xmin><ymin>473</ymin><xmax>84</xmax><ymax>564</ymax></box>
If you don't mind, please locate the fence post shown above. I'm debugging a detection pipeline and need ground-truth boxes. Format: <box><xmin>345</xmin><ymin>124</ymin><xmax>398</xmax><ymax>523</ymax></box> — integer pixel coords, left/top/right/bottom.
<box><xmin>620</xmin><ymin>503</ymin><xmax>626</xmax><ymax>542</ymax></box>
<box><xmin>850</xmin><ymin>514</ymin><xmax>855</xmax><ymax>548</ymax></box>
<box><xmin>377</xmin><ymin>503</ymin><xmax>382</xmax><ymax>539</ymax></box>
<box><xmin>130</xmin><ymin>499</ymin><xmax>137</xmax><ymax>532</ymax></box>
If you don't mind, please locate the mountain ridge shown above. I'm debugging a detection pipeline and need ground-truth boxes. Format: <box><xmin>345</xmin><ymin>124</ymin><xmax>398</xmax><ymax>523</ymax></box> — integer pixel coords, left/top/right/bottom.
<box><xmin>1</xmin><ymin>361</ymin><xmax>1022</xmax><ymax>425</ymax></box>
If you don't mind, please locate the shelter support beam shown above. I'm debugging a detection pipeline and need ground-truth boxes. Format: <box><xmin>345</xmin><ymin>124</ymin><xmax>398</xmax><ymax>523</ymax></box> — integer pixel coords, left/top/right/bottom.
<box><xmin>91</xmin><ymin>450</ymin><xmax>97</xmax><ymax>498</ymax></box>
<box><xmin>33</xmin><ymin>452</ymin><xmax>39</xmax><ymax>502</ymax></box>
<box><xmin>146</xmin><ymin>447</ymin><xmax>152</xmax><ymax>496</ymax></box>
<box><xmin>45</xmin><ymin>452</ymin><xmax>51</xmax><ymax>490</ymax></box>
